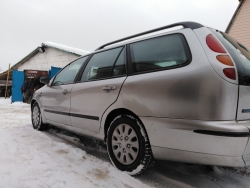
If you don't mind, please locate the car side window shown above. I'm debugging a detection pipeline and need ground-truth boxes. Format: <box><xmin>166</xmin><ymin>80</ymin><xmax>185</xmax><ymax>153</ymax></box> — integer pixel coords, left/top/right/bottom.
<box><xmin>130</xmin><ymin>34</ymin><xmax>191</xmax><ymax>73</ymax></box>
<box><xmin>81</xmin><ymin>47</ymin><xmax>123</xmax><ymax>82</ymax></box>
<box><xmin>53</xmin><ymin>56</ymin><xmax>89</xmax><ymax>86</ymax></box>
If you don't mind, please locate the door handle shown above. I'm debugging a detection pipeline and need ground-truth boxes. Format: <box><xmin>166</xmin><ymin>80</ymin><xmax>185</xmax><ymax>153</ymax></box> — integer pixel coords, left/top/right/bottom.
<box><xmin>62</xmin><ymin>89</ymin><xmax>70</xmax><ymax>95</ymax></box>
<box><xmin>102</xmin><ymin>86</ymin><xmax>116</xmax><ymax>92</ymax></box>
<box><xmin>39</xmin><ymin>92</ymin><xmax>42</xmax><ymax>96</ymax></box>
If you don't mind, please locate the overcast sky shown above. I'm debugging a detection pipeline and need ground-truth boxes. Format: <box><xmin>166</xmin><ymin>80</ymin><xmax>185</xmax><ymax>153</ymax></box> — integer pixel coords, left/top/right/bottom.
<box><xmin>0</xmin><ymin>0</ymin><xmax>239</xmax><ymax>71</ymax></box>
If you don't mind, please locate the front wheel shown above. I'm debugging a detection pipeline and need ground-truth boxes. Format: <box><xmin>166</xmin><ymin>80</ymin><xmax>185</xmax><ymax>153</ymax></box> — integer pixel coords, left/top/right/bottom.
<box><xmin>32</xmin><ymin>102</ymin><xmax>48</xmax><ymax>131</ymax></box>
<box><xmin>107</xmin><ymin>115</ymin><xmax>154</xmax><ymax>175</ymax></box>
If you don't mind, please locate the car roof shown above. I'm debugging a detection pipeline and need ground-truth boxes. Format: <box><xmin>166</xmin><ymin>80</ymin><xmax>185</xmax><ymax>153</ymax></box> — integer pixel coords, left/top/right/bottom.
<box><xmin>95</xmin><ymin>22</ymin><xmax>204</xmax><ymax>52</ymax></box>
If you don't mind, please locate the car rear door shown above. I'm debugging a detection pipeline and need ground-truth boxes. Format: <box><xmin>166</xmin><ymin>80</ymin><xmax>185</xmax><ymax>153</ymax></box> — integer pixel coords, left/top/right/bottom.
<box><xmin>42</xmin><ymin>56</ymin><xmax>88</xmax><ymax>125</ymax></box>
<box><xmin>70</xmin><ymin>46</ymin><xmax>127</xmax><ymax>133</ymax></box>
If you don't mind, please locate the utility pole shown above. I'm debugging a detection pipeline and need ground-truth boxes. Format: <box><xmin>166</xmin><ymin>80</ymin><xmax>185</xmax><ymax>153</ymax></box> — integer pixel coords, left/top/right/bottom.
<box><xmin>5</xmin><ymin>64</ymin><xmax>10</xmax><ymax>99</ymax></box>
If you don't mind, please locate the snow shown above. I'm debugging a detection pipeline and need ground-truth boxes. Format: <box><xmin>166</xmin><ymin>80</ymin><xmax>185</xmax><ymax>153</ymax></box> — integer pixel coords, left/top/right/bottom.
<box><xmin>2</xmin><ymin>97</ymin><xmax>250</xmax><ymax>187</ymax></box>
<box><xmin>0</xmin><ymin>98</ymin><xmax>148</xmax><ymax>188</ymax></box>
<box><xmin>42</xmin><ymin>42</ymin><xmax>90</xmax><ymax>56</ymax></box>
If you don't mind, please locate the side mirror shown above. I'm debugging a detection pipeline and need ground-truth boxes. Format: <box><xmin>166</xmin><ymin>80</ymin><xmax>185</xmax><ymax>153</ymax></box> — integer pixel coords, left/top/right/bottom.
<box><xmin>40</xmin><ymin>76</ymin><xmax>50</xmax><ymax>85</ymax></box>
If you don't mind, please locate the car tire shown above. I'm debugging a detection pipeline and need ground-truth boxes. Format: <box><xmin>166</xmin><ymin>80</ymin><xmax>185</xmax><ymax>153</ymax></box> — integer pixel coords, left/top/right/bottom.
<box><xmin>107</xmin><ymin>114</ymin><xmax>154</xmax><ymax>175</ymax></box>
<box><xmin>31</xmin><ymin>102</ymin><xmax>48</xmax><ymax>131</ymax></box>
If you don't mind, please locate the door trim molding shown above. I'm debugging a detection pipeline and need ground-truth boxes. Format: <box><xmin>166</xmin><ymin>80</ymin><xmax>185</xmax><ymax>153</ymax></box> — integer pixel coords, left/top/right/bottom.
<box><xmin>44</xmin><ymin>109</ymin><xmax>99</xmax><ymax>121</ymax></box>
<box><xmin>70</xmin><ymin>112</ymin><xmax>99</xmax><ymax>121</ymax></box>
<box><xmin>44</xmin><ymin>109</ymin><xmax>69</xmax><ymax>116</ymax></box>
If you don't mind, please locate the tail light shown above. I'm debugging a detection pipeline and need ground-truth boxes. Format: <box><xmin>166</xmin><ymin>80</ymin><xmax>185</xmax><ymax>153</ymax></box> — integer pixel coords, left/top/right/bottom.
<box><xmin>205</xmin><ymin>34</ymin><xmax>237</xmax><ymax>82</ymax></box>
<box><xmin>216</xmin><ymin>55</ymin><xmax>234</xmax><ymax>66</ymax></box>
<box><xmin>223</xmin><ymin>68</ymin><xmax>236</xmax><ymax>80</ymax></box>
<box><xmin>206</xmin><ymin>34</ymin><xmax>226</xmax><ymax>53</ymax></box>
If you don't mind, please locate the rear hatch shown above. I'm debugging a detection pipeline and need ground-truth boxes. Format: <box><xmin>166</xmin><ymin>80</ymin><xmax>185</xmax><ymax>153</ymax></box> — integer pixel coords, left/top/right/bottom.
<box><xmin>210</xmin><ymin>29</ymin><xmax>250</xmax><ymax>120</ymax></box>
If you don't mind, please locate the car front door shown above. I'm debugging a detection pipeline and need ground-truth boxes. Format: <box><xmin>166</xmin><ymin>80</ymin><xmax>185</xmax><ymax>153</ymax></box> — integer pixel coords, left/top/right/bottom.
<box><xmin>70</xmin><ymin>47</ymin><xmax>127</xmax><ymax>133</ymax></box>
<box><xmin>42</xmin><ymin>56</ymin><xmax>89</xmax><ymax>125</ymax></box>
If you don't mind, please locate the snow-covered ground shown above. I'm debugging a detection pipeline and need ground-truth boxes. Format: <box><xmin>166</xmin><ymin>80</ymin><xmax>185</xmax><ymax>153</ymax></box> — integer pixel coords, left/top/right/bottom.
<box><xmin>1</xmin><ymin>97</ymin><xmax>250</xmax><ymax>188</ymax></box>
<box><xmin>0</xmin><ymin>98</ymin><xmax>149</xmax><ymax>188</ymax></box>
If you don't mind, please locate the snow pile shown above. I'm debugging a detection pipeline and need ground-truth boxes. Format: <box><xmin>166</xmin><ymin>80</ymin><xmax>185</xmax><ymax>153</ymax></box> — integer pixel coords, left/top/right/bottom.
<box><xmin>0</xmin><ymin>98</ymin><xmax>11</xmax><ymax>105</ymax></box>
<box><xmin>0</xmin><ymin>98</ymin><xmax>149</xmax><ymax>188</ymax></box>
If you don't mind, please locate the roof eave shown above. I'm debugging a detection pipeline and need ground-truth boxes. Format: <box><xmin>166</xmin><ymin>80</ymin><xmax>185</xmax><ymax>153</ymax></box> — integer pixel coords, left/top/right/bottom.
<box><xmin>11</xmin><ymin>47</ymin><xmax>40</xmax><ymax>70</ymax></box>
<box><xmin>41</xmin><ymin>43</ymin><xmax>82</xmax><ymax>57</ymax></box>
<box><xmin>225</xmin><ymin>0</ymin><xmax>244</xmax><ymax>33</ymax></box>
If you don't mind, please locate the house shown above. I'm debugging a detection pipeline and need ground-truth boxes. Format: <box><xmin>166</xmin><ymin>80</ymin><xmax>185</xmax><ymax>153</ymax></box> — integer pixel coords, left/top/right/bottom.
<box><xmin>0</xmin><ymin>42</ymin><xmax>89</xmax><ymax>81</ymax></box>
<box><xmin>0</xmin><ymin>42</ymin><xmax>89</xmax><ymax>100</ymax></box>
<box><xmin>226</xmin><ymin>0</ymin><xmax>250</xmax><ymax>50</ymax></box>
<box><xmin>14</xmin><ymin>42</ymin><xmax>89</xmax><ymax>71</ymax></box>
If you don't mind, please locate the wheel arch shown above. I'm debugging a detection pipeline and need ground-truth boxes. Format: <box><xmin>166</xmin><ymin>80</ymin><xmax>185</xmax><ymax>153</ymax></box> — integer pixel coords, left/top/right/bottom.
<box><xmin>104</xmin><ymin>108</ymin><xmax>146</xmax><ymax>142</ymax></box>
<box><xmin>104</xmin><ymin>108</ymin><xmax>155</xmax><ymax>174</ymax></box>
<box><xmin>31</xmin><ymin>99</ymin><xmax>47</xmax><ymax>125</ymax></box>
<box><xmin>31</xmin><ymin>99</ymin><xmax>37</xmax><ymax>110</ymax></box>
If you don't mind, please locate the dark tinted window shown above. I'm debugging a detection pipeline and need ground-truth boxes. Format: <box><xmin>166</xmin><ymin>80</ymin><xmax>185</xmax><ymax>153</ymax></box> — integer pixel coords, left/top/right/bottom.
<box><xmin>81</xmin><ymin>47</ymin><xmax>123</xmax><ymax>81</ymax></box>
<box><xmin>130</xmin><ymin>34</ymin><xmax>191</xmax><ymax>73</ymax></box>
<box><xmin>111</xmin><ymin>48</ymin><xmax>126</xmax><ymax>77</ymax></box>
<box><xmin>53</xmin><ymin>56</ymin><xmax>88</xmax><ymax>85</ymax></box>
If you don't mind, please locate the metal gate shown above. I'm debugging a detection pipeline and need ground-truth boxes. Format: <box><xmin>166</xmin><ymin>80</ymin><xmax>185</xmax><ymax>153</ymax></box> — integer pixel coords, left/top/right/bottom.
<box><xmin>12</xmin><ymin>70</ymin><xmax>24</xmax><ymax>103</ymax></box>
<box><xmin>50</xmin><ymin>66</ymin><xmax>61</xmax><ymax>79</ymax></box>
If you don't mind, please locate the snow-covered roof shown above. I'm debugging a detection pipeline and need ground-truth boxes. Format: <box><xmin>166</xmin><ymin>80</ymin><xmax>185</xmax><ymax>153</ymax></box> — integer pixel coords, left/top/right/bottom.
<box><xmin>9</xmin><ymin>42</ymin><xmax>90</xmax><ymax>71</ymax></box>
<box><xmin>42</xmin><ymin>41</ymin><xmax>89</xmax><ymax>56</ymax></box>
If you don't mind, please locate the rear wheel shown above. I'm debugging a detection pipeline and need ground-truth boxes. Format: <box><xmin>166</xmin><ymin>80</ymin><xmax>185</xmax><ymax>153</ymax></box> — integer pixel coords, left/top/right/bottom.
<box><xmin>107</xmin><ymin>114</ymin><xmax>154</xmax><ymax>175</ymax></box>
<box><xmin>32</xmin><ymin>102</ymin><xmax>48</xmax><ymax>131</ymax></box>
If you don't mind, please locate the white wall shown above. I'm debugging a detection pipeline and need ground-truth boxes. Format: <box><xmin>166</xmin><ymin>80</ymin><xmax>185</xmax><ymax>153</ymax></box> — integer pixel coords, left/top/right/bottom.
<box><xmin>17</xmin><ymin>47</ymin><xmax>80</xmax><ymax>71</ymax></box>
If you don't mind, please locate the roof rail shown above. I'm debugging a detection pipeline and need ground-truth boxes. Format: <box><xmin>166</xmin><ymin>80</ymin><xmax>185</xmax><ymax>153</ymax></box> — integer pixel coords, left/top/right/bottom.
<box><xmin>95</xmin><ymin>21</ymin><xmax>204</xmax><ymax>51</ymax></box>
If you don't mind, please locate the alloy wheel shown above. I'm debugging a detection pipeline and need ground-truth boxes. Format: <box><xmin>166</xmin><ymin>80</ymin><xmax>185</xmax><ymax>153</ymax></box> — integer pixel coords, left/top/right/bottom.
<box><xmin>32</xmin><ymin>106</ymin><xmax>40</xmax><ymax>127</ymax></box>
<box><xmin>111</xmin><ymin>123</ymin><xmax>139</xmax><ymax>165</ymax></box>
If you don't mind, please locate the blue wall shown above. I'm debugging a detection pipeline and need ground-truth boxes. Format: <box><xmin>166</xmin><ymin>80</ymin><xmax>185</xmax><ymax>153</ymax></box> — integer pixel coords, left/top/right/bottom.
<box><xmin>11</xmin><ymin>67</ymin><xmax>61</xmax><ymax>103</ymax></box>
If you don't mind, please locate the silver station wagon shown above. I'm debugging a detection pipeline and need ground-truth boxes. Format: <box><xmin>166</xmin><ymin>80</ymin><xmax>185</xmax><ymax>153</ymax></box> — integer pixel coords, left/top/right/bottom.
<box><xmin>31</xmin><ymin>22</ymin><xmax>250</xmax><ymax>175</ymax></box>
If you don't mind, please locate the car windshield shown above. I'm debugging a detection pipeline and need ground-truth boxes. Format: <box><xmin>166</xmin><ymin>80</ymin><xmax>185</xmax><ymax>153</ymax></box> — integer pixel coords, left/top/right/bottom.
<box><xmin>210</xmin><ymin>28</ymin><xmax>250</xmax><ymax>85</ymax></box>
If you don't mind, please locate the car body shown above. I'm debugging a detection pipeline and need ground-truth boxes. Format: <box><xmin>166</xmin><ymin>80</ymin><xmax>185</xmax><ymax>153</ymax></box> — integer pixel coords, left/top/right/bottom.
<box><xmin>31</xmin><ymin>22</ymin><xmax>250</xmax><ymax>175</ymax></box>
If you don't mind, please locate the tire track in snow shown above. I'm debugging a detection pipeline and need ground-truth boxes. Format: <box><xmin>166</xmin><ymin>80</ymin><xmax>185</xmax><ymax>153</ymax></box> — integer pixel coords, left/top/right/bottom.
<box><xmin>0</xmin><ymin>99</ymin><xmax>150</xmax><ymax>188</ymax></box>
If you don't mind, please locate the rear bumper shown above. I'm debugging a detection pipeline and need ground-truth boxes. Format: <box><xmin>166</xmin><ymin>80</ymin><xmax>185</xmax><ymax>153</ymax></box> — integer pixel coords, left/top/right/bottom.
<box><xmin>152</xmin><ymin>146</ymin><xmax>246</xmax><ymax>167</ymax></box>
<box><xmin>140</xmin><ymin>117</ymin><xmax>250</xmax><ymax>167</ymax></box>
<box><xmin>239</xmin><ymin>121</ymin><xmax>250</xmax><ymax>166</ymax></box>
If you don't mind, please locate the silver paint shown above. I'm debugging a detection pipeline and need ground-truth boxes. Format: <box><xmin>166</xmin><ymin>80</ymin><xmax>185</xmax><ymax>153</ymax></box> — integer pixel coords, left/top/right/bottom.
<box><xmin>237</xmin><ymin>86</ymin><xmax>250</xmax><ymax>120</ymax></box>
<box><xmin>32</xmin><ymin>26</ymin><xmax>250</xmax><ymax>168</ymax></box>
<box><xmin>70</xmin><ymin>77</ymin><xmax>126</xmax><ymax>133</ymax></box>
<box><xmin>41</xmin><ymin>84</ymin><xmax>74</xmax><ymax>126</ymax></box>
<box><xmin>140</xmin><ymin>117</ymin><xmax>248</xmax><ymax>156</ymax></box>
<box><xmin>152</xmin><ymin>146</ymin><xmax>245</xmax><ymax>167</ymax></box>
<box><xmin>114</xmin><ymin>29</ymin><xmax>238</xmax><ymax>120</ymax></box>
<box><xmin>193</xmin><ymin>27</ymin><xmax>238</xmax><ymax>85</ymax></box>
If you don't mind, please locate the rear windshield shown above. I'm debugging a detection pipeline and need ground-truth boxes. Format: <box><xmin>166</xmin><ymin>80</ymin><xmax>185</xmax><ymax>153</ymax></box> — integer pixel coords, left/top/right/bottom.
<box><xmin>210</xmin><ymin>28</ymin><xmax>250</xmax><ymax>86</ymax></box>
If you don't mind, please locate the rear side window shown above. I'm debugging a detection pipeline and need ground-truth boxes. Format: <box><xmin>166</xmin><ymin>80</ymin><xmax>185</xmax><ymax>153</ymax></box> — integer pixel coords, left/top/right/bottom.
<box><xmin>81</xmin><ymin>47</ymin><xmax>124</xmax><ymax>81</ymax></box>
<box><xmin>130</xmin><ymin>34</ymin><xmax>191</xmax><ymax>73</ymax></box>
